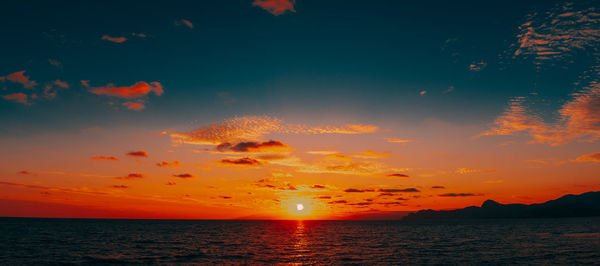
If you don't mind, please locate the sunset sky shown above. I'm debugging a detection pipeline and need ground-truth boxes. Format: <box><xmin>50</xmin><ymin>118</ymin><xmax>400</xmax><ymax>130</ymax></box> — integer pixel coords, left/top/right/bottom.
<box><xmin>1</xmin><ymin>0</ymin><xmax>599</xmax><ymax>219</ymax></box>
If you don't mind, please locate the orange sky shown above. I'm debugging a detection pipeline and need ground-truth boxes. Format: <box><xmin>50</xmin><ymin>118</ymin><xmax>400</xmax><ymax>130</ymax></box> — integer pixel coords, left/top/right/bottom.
<box><xmin>1</xmin><ymin>115</ymin><xmax>599</xmax><ymax>219</ymax></box>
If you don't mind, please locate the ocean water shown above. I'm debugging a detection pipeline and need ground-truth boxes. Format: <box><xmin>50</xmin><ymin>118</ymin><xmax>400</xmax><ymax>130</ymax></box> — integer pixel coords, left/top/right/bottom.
<box><xmin>1</xmin><ymin>217</ymin><xmax>600</xmax><ymax>264</ymax></box>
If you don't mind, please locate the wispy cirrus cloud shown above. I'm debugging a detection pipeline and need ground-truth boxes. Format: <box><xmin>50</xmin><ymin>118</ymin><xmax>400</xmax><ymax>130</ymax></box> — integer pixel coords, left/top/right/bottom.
<box><xmin>252</xmin><ymin>0</ymin><xmax>295</xmax><ymax>16</ymax></box>
<box><xmin>171</xmin><ymin>116</ymin><xmax>378</xmax><ymax>145</ymax></box>
<box><xmin>513</xmin><ymin>2</ymin><xmax>600</xmax><ymax>65</ymax></box>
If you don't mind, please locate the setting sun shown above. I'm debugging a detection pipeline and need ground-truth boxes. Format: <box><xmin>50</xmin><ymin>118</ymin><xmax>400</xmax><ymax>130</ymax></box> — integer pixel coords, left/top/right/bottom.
<box><xmin>296</xmin><ymin>204</ymin><xmax>304</xmax><ymax>211</ymax></box>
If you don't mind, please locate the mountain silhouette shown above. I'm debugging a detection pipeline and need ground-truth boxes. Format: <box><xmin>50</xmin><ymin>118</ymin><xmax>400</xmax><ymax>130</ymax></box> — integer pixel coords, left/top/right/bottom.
<box><xmin>403</xmin><ymin>191</ymin><xmax>600</xmax><ymax>221</ymax></box>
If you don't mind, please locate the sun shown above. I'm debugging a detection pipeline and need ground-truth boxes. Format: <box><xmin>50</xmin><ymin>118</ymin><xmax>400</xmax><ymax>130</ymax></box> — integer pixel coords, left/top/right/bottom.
<box><xmin>296</xmin><ymin>203</ymin><xmax>304</xmax><ymax>211</ymax></box>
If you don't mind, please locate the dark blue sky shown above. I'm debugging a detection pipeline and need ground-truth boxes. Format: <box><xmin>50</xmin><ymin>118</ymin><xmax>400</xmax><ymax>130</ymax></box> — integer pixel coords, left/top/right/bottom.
<box><xmin>0</xmin><ymin>0</ymin><xmax>587</xmax><ymax>134</ymax></box>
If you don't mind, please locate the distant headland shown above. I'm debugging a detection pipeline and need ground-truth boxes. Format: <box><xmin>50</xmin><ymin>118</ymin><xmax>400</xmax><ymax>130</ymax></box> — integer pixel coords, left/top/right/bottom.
<box><xmin>403</xmin><ymin>191</ymin><xmax>600</xmax><ymax>221</ymax></box>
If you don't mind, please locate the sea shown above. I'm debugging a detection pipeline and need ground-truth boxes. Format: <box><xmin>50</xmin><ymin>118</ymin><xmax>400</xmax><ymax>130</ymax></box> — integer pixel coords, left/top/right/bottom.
<box><xmin>1</xmin><ymin>217</ymin><xmax>599</xmax><ymax>264</ymax></box>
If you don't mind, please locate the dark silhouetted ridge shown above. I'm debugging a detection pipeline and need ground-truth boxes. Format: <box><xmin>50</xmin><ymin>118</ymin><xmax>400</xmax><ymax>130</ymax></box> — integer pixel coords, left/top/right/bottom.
<box><xmin>403</xmin><ymin>191</ymin><xmax>600</xmax><ymax>221</ymax></box>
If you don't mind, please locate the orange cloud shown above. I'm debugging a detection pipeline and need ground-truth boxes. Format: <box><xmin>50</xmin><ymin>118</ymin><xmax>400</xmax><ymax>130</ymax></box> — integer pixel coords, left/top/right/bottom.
<box><xmin>220</xmin><ymin>157</ymin><xmax>262</xmax><ymax>166</ymax></box>
<box><xmin>110</xmin><ymin>185</ymin><xmax>129</xmax><ymax>189</ymax></box>
<box><xmin>469</xmin><ymin>60</ymin><xmax>487</xmax><ymax>71</ymax></box>
<box><xmin>126</xmin><ymin>150</ymin><xmax>148</xmax><ymax>157</ymax></box>
<box><xmin>385</xmin><ymin>138</ymin><xmax>413</xmax><ymax>143</ymax></box>
<box><xmin>172</xmin><ymin>173</ymin><xmax>194</xmax><ymax>179</ymax></box>
<box><xmin>90</xmin><ymin>81</ymin><xmax>163</xmax><ymax>98</ymax></box>
<box><xmin>2</xmin><ymin>93</ymin><xmax>28</xmax><ymax>105</ymax></box>
<box><xmin>2</xmin><ymin>71</ymin><xmax>37</xmax><ymax>88</ymax></box>
<box><xmin>53</xmin><ymin>80</ymin><xmax>69</xmax><ymax>89</ymax></box>
<box><xmin>513</xmin><ymin>2</ymin><xmax>600</xmax><ymax>64</ymax></box>
<box><xmin>252</xmin><ymin>0</ymin><xmax>295</xmax><ymax>16</ymax></box>
<box><xmin>115</xmin><ymin>173</ymin><xmax>145</xmax><ymax>180</ymax></box>
<box><xmin>101</xmin><ymin>35</ymin><xmax>127</xmax><ymax>43</ymax></box>
<box><xmin>91</xmin><ymin>156</ymin><xmax>119</xmax><ymax>161</ymax></box>
<box><xmin>352</xmin><ymin>150</ymin><xmax>391</xmax><ymax>159</ymax></box>
<box><xmin>171</xmin><ymin>116</ymin><xmax>378</xmax><ymax>145</ymax></box>
<box><xmin>123</xmin><ymin>102</ymin><xmax>145</xmax><ymax>111</ymax></box>
<box><xmin>175</xmin><ymin>19</ymin><xmax>194</xmax><ymax>29</ymax></box>
<box><xmin>156</xmin><ymin>161</ymin><xmax>180</xmax><ymax>167</ymax></box>
<box><xmin>481</xmin><ymin>81</ymin><xmax>600</xmax><ymax>145</ymax></box>
<box><xmin>575</xmin><ymin>152</ymin><xmax>600</xmax><ymax>162</ymax></box>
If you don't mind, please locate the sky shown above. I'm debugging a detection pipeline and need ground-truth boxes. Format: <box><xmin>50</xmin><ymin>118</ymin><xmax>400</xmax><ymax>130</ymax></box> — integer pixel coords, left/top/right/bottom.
<box><xmin>1</xmin><ymin>0</ymin><xmax>599</xmax><ymax>219</ymax></box>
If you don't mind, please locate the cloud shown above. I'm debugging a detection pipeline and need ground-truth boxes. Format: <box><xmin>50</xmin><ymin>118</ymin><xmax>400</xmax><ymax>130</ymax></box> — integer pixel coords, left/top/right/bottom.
<box><xmin>51</xmin><ymin>80</ymin><xmax>68</xmax><ymax>89</ymax></box>
<box><xmin>439</xmin><ymin>193</ymin><xmax>478</xmax><ymax>197</ymax></box>
<box><xmin>172</xmin><ymin>173</ymin><xmax>194</xmax><ymax>179</ymax></box>
<box><xmin>311</xmin><ymin>185</ymin><xmax>327</xmax><ymax>189</ymax></box>
<box><xmin>115</xmin><ymin>173</ymin><xmax>145</xmax><ymax>180</ymax></box>
<box><xmin>101</xmin><ymin>35</ymin><xmax>127</xmax><ymax>43</ymax></box>
<box><xmin>352</xmin><ymin>150</ymin><xmax>391</xmax><ymax>159</ymax></box>
<box><xmin>420</xmin><ymin>90</ymin><xmax>427</xmax><ymax>96</ymax></box>
<box><xmin>386</xmin><ymin>173</ymin><xmax>410</xmax><ymax>178</ymax></box>
<box><xmin>110</xmin><ymin>185</ymin><xmax>129</xmax><ymax>189</ymax></box>
<box><xmin>385</xmin><ymin>138</ymin><xmax>413</xmax><ymax>143</ymax></box>
<box><xmin>574</xmin><ymin>152</ymin><xmax>600</xmax><ymax>162</ymax></box>
<box><xmin>469</xmin><ymin>60</ymin><xmax>487</xmax><ymax>71</ymax></box>
<box><xmin>18</xmin><ymin>170</ymin><xmax>33</xmax><ymax>175</ymax></box>
<box><xmin>485</xmin><ymin>179</ymin><xmax>504</xmax><ymax>184</ymax></box>
<box><xmin>2</xmin><ymin>93</ymin><xmax>28</xmax><ymax>105</ymax></box>
<box><xmin>216</xmin><ymin>140</ymin><xmax>291</xmax><ymax>153</ymax></box>
<box><xmin>90</xmin><ymin>81</ymin><xmax>163</xmax><ymax>98</ymax></box>
<box><xmin>328</xmin><ymin>200</ymin><xmax>348</xmax><ymax>204</ymax></box>
<box><xmin>171</xmin><ymin>116</ymin><xmax>378</xmax><ymax>145</ymax></box>
<box><xmin>513</xmin><ymin>2</ymin><xmax>600</xmax><ymax>65</ymax></box>
<box><xmin>252</xmin><ymin>0</ymin><xmax>295</xmax><ymax>16</ymax></box>
<box><xmin>166</xmin><ymin>181</ymin><xmax>177</xmax><ymax>186</ymax></box>
<box><xmin>379</xmin><ymin>188</ymin><xmax>420</xmax><ymax>193</ymax></box>
<box><xmin>307</xmin><ymin>150</ymin><xmax>338</xmax><ymax>155</ymax></box>
<box><xmin>481</xmin><ymin>82</ymin><xmax>600</xmax><ymax>145</ymax></box>
<box><xmin>156</xmin><ymin>161</ymin><xmax>180</xmax><ymax>167</ymax></box>
<box><xmin>1</xmin><ymin>71</ymin><xmax>37</xmax><ymax>88</ymax></box>
<box><xmin>219</xmin><ymin>196</ymin><xmax>232</xmax><ymax>199</ymax></box>
<box><xmin>431</xmin><ymin>185</ymin><xmax>445</xmax><ymax>189</ymax></box>
<box><xmin>132</xmin><ymin>32</ymin><xmax>146</xmax><ymax>38</ymax></box>
<box><xmin>123</xmin><ymin>101</ymin><xmax>145</xmax><ymax>111</ymax></box>
<box><xmin>315</xmin><ymin>196</ymin><xmax>331</xmax><ymax>199</ymax></box>
<box><xmin>344</xmin><ymin>188</ymin><xmax>374</xmax><ymax>193</ymax></box>
<box><xmin>126</xmin><ymin>150</ymin><xmax>148</xmax><ymax>157</ymax></box>
<box><xmin>175</xmin><ymin>19</ymin><xmax>194</xmax><ymax>29</ymax></box>
<box><xmin>91</xmin><ymin>156</ymin><xmax>119</xmax><ymax>161</ymax></box>
<box><xmin>220</xmin><ymin>157</ymin><xmax>262</xmax><ymax>166</ymax></box>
